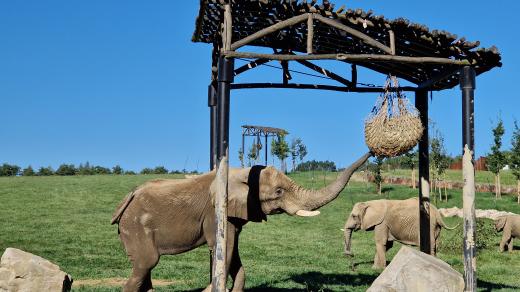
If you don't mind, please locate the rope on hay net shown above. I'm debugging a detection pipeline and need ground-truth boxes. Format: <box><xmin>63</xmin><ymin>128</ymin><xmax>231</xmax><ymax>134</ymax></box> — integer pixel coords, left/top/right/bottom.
<box><xmin>364</xmin><ymin>75</ymin><xmax>424</xmax><ymax>157</ymax></box>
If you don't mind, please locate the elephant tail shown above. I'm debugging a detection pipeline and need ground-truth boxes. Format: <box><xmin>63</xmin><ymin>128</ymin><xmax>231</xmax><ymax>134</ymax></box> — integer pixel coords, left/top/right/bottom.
<box><xmin>111</xmin><ymin>190</ymin><xmax>136</xmax><ymax>225</ymax></box>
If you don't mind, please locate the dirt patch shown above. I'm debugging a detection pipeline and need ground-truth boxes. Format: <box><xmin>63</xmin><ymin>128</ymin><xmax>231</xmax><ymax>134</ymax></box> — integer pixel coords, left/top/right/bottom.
<box><xmin>74</xmin><ymin>278</ymin><xmax>181</xmax><ymax>287</ymax></box>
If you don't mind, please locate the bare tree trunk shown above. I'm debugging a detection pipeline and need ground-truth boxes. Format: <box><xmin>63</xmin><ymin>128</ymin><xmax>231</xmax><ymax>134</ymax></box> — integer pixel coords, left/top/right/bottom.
<box><xmin>412</xmin><ymin>168</ymin><xmax>416</xmax><ymax>189</ymax></box>
<box><xmin>495</xmin><ymin>175</ymin><xmax>498</xmax><ymax>198</ymax></box>
<box><xmin>517</xmin><ymin>180</ymin><xmax>520</xmax><ymax>204</ymax></box>
<box><xmin>497</xmin><ymin>174</ymin><xmax>501</xmax><ymax>198</ymax></box>
<box><xmin>378</xmin><ymin>182</ymin><xmax>382</xmax><ymax>195</ymax></box>
<box><xmin>444</xmin><ymin>173</ymin><xmax>448</xmax><ymax>202</ymax></box>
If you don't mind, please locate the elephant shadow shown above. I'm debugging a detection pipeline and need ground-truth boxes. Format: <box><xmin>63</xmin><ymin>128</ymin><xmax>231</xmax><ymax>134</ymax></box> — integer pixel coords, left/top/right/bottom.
<box><xmin>246</xmin><ymin>271</ymin><xmax>377</xmax><ymax>291</ymax></box>
<box><xmin>477</xmin><ymin>279</ymin><xmax>520</xmax><ymax>292</ymax></box>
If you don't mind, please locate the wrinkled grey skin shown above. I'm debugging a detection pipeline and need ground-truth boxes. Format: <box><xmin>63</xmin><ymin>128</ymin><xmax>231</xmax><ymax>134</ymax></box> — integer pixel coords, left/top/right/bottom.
<box><xmin>343</xmin><ymin>198</ymin><xmax>455</xmax><ymax>269</ymax></box>
<box><xmin>112</xmin><ymin>152</ymin><xmax>371</xmax><ymax>292</ymax></box>
<box><xmin>495</xmin><ymin>215</ymin><xmax>520</xmax><ymax>252</ymax></box>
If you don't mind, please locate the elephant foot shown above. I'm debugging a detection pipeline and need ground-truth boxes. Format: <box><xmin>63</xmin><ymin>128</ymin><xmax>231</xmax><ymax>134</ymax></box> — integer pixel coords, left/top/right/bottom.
<box><xmin>372</xmin><ymin>264</ymin><xmax>386</xmax><ymax>270</ymax></box>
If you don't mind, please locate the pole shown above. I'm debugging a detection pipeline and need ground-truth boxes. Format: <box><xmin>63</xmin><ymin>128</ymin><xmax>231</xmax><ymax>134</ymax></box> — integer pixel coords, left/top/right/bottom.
<box><xmin>461</xmin><ymin>66</ymin><xmax>476</xmax><ymax>292</ymax></box>
<box><xmin>212</xmin><ymin>53</ymin><xmax>234</xmax><ymax>291</ymax></box>
<box><xmin>209</xmin><ymin>83</ymin><xmax>217</xmax><ymax>170</ymax></box>
<box><xmin>415</xmin><ymin>89</ymin><xmax>431</xmax><ymax>254</ymax></box>
<box><xmin>265</xmin><ymin>134</ymin><xmax>268</xmax><ymax>166</ymax></box>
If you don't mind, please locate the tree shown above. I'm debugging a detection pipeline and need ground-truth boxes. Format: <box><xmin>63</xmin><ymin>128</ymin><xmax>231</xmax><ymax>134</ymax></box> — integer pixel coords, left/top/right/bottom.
<box><xmin>247</xmin><ymin>143</ymin><xmax>259</xmax><ymax>166</ymax></box>
<box><xmin>0</xmin><ymin>163</ymin><xmax>20</xmax><ymax>176</ymax></box>
<box><xmin>93</xmin><ymin>166</ymin><xmax>111</xmax><ymax>175</ymax></box>
<box><xmin>56</xmin><ymin>164</ymin><xmax>77</xmax><ymax>176</ymax></box>
<box><xmin>238</xmin><ymin>150</ymin><xmax>244</xmax><ymax>168</ymax></box>
<box><xmin>37</xmin><ymin>166</ymin><xmax>54</xmax><ymax>176</ymax></box>
<box><xmin>22</xmin><ymin>166</ymin><xmax>35</xmax><ymax>176</ymax></box>
<box><xmin>112</xmin><ymin>165</ymin><xmax>123</xmax><ymax>175</ymax></box>
<box><xmin>510</xmin><ymin>121</ymin><xmax>520</xmax><ymax>204</ymax></box>
<box><xmin>402</xmin><ymin>150</ymin><xmax>418</xmax><ymax>189</ymax></box>
<box><xmin>295</xmin><ymin>160</ymin><xmax>336</xmax><ymax>172</ymax></box>
<box><xmin>78</xmin><ymin>162</ymin><xmax>94</xmax><ymax>175</ymax></box>
<box><xmin>487</xmin><ymin>118</ymin><xmax>506</xmax><ymax>198</ymax></box>
<box><xmin>140</xmin><ymin>168</ymin><xmax>154</xmax><ymax>174</ymax></box>
<box><xmin>124</xmin><ymin>170</ymin><xmax>136</xmax><ymax>175</ymax></box>
<box><xmin>370</xmin><ymin>156</ymin><xmax>384</xmax><ymax>195</ymax></box>
<box><xmin>430</xmin><ymin>130</ymin><xmax>451</xmax><ymax>202</ymax></box>
<box><xmin>153</xmin><ymin>166</ymin><xmax>168</xmax><ymax>174</ymax></box>
<box><xmin>271</xmin><ymin>133</ymin><xmax>290</xmax><ymax>173</ymax></box>
<box><xmin>290</xmin><ymin>138</ymin><xmax>307</xmax><ymax>172</ymax></box>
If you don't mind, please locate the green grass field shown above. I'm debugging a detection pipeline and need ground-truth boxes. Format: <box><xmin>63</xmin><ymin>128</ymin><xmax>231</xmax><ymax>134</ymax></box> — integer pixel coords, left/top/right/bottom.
<box><xmin>0</xmin><ymin>172</ymin><xmax>519</xmax><ymax>291</ymax></box>
<box><xmin>383</xmin><ymin>168</ymin><xmax>518</xmax><ymax>187</ymax></box>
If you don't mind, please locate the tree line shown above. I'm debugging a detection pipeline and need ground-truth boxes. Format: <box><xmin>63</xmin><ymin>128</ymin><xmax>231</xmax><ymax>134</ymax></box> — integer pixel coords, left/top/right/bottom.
<box><xmin>0</xmin><ymin>163</ymin><xmax>198</xmax><ymax>177</ymax></box>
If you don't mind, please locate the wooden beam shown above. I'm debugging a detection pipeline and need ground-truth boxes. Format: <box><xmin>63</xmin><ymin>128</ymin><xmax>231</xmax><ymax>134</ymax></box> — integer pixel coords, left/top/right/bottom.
<box><xmin>307</xmin><ymin>13</ymin><xmax>314</xmax><ymax>54</ymax></box>
<box><xmin>230</xmin><ymin>82</ymin><xmax>417</xmax><ymax>93</ymax></box>
<box><xmin>312</xmin><ymin>14</ymin><xmax>392</xmax><ymax>55</ymax></box>
<box><xmin>223</xmin><ymin>4</ymin><xmax>232</xmax><ymax>51</ymax></box>
<box><xmin>294</xmin><ymin>58</ymin><xmax>352</xmax><ymax>86</ymax></box>
<box><xmin>222</xmin><ymin>51</ymin><xmax>471</xmax><ymax>65</ymax></box>
<box><xmin>417</xmin><ymin>69</ymin><xmax>460</xmax><ymax>90</ymax></box>
<box><xmin>230</xmin><ymin>13</ymin><xmax>309</xmax><ymax>50</ymax></box>
<box><xmin>234</xmin><ymin>59</ymin><xmax>270</xmax><ymax>76</ymax></box>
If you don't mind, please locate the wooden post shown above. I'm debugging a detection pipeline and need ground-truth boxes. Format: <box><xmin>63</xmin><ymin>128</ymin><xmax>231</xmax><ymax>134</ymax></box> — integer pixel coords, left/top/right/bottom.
<box><xmin>389</xmin><ymin>30</ymin><xmax>396</xmax><ymax>55</ymax></box>
<box><xmin>212</xmin><ymin>4</ymin><xmax>233</xmax><ymax>292</ymax></box>
<box><xmin>415</xmin><ymin>89</ymin><xmax>431</xmax><ymax>254</ymax></box>
<box><xmin>461</xmin><ymin>66</ymin><xmax>476</xmax><ymax>292</ymax></box>
<box><xmin>265</xmin><ymin>134</ymin><xmax>268</xmax><ymax>166</ymax></box>
<box><xmin>209</xmin><ymin>83</ymin><xmax>217</xmax><ymax>170</ymax></box>
<box><xmin>307</xmin><ymin>13</ymin><xmax>313</xmax><ymax>54</ymax></box>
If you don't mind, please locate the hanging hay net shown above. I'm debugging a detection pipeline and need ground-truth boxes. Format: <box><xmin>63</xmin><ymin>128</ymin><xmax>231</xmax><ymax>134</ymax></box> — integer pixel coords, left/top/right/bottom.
<box><xmin>365</xmin><ymin>75</ymin><xmax>424</xmax><ymax>157</ymax></box>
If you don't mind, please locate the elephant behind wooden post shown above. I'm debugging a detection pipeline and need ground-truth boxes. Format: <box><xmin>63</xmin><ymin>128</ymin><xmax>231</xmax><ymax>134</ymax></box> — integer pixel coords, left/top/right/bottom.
<box><xmin>495</xmin><ymin>214</ymin><xmax>520</xmax><ymax>252</ymax></box>
<box><xmin>343</xmin><ymin>197</ymin><xmax>455</xmax><ymax>269</ymax></box>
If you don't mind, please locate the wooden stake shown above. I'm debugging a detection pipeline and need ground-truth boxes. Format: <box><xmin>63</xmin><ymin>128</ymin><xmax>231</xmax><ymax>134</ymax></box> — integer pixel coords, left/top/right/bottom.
<box><xmin>389</xmin><ymin>29</ymin><xmax>396</xmax><ymax>55</ymax></box>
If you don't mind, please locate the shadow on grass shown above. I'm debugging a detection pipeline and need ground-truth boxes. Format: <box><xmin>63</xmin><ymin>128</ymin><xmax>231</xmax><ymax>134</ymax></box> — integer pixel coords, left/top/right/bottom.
<box><xmin>245</xmin><ymin>271</ymin><xmax>377</xmax><ymax>291</ymax></box>
<box><xmin>478</xmin><ymin>279</ymin><xmax>520</xmax><ymax>292</ymax></box>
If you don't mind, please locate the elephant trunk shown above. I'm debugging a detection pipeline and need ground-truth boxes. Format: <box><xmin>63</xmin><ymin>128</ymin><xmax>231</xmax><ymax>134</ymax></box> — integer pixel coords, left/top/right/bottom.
<box><xmin>295</xmin><ymin>152</ymin><xmax>372</xmax><ymax>211</ymax></box>
<box><xmin>344</xmin><ymin>228</ymin><xmax>353</xmax><ymax>256</ymax></box>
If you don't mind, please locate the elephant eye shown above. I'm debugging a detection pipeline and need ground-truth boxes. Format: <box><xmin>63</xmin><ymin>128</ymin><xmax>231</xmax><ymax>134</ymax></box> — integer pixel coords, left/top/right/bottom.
<box><xmin>275</xmin><ymin>188</ymin><xmax>283</xmax><ymax>196</ymax></box>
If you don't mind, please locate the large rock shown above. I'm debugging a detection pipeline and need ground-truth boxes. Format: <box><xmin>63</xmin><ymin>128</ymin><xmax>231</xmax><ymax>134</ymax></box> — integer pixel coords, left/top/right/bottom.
<box><xmin>0</xmin><ymin>248</ymin><xmax>72</xmax><ymax>292</ymax></box>
<box><xmin>367</xmin><ymin>246</ymin><xmax>464</xmax><ymax>292</ymax></box>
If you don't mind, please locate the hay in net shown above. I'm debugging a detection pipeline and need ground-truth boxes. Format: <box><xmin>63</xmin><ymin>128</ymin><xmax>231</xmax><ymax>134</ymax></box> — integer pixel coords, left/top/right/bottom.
<box><xmin>365</xmin><ymin>76</ymin><xmax>424</xmax><ymax>157</ymax></box>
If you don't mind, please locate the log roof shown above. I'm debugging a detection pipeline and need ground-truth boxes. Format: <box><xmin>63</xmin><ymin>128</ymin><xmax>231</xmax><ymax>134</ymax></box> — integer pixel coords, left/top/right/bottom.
<box><xmin>193</xmin><ymin>0</ymin><xmax>501</xmax><ymax>90</ymax></box>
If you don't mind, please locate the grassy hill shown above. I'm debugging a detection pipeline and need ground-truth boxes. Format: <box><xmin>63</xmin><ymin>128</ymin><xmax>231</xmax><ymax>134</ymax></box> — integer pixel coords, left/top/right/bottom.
<box><xmin>0</xmin><ymin>173</ymin><xmax>519</xmax><ymax>291</ymax></box>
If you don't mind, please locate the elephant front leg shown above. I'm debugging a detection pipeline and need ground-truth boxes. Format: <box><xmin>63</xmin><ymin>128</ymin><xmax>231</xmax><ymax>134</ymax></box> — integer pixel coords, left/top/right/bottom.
<box><xmin>373</xmin><ymin>224</ymin><xmax>388</xmax><ymax>269</ymax></box>
<box><xmin>508</xmin><ymin>238</ymin><xmax>514</xmax><ymax>252</ymax></box>
<box><xmin>499</xmin><ymin>231</ymin><xmax>511</xmax><ymax>252</ymax></box>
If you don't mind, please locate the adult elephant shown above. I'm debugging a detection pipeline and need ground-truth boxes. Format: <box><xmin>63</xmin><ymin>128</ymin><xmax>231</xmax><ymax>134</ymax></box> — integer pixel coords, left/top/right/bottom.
<box><xmin>111</xmin><ymin>152</ymin><xmax>372</xmax><ymax>292</ymax></box>
<box><xmin>495</xmin><ymin>215</ymin><xmax>520</xmax><ymax>252</ymax></box>
<box><xmin>343</xmin><ymin>197</ymin><xmax>455</xmax><ymax>269</ymax></box>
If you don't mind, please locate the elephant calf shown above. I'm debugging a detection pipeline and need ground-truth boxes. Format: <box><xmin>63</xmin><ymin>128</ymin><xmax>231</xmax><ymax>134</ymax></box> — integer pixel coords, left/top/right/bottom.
<box><xmin>495</xmin><ymin>214</ymin><xmax>520</xmax><ymax>252</ymax></box>
<box><xmin>343</xmin><ymin>197</ymin><xmax>455</xmax><ymax>269</ymax></box>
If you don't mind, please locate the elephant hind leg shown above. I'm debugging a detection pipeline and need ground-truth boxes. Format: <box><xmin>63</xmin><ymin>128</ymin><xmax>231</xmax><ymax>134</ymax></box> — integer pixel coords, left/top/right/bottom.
<box><xmin>122</xmin><ymin>233</ymin><xmax>160</xmax><ymax>292</ymax></box>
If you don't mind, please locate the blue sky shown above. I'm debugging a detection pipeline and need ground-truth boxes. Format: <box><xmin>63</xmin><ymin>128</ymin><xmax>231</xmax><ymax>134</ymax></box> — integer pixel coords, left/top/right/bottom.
<box><xmin>0</xmin><ymin>1</ymin><xmax>518</xmax><ymax>172</ymax></box>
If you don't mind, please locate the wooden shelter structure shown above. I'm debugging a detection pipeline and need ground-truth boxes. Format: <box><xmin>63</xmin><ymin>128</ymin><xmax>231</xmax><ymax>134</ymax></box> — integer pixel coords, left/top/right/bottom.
<box><xmin>241</xmin><ymin>125</ymin><xmax>288</xmax><ymax>166</ymax></box>
<box><xmin>193</xmin><ymin>1</ymin><xmax>501</xmax><ymax>291</ymax></box>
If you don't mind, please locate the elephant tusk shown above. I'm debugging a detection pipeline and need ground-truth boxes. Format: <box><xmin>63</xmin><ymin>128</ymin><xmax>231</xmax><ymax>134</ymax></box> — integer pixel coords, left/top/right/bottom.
<box><xmin>295</xmin><ymin>210</ymin><xmax>321</xmax><ymax>217</ymax></box>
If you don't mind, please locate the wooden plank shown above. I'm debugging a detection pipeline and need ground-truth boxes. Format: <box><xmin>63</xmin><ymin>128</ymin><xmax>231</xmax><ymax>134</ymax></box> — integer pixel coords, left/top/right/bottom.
<box><xmin>211</xmin><ymin>155</ymin><xmax>229</xmax><ymax>292</ymax></box>
<box><xmin>230</xmin><ymin>82</ymin><xmax>417</xmax><ymax>92</ymax></box>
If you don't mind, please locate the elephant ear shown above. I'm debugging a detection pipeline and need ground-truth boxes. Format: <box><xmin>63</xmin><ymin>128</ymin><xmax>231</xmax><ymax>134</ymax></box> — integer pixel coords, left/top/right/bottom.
<box><xmin>361</xmin><ymin>202</ymin><xmax>385</xmax><ymax>231</ymax></box>
<box><xmin>495</xmin><ymin>216</ymin><xmax>507</xmax><ymax>231</ymax></box>
<box><xmin>210</xmin><ymin>166</ymin><xmax>267</xmax><ymax>223</ymax></box>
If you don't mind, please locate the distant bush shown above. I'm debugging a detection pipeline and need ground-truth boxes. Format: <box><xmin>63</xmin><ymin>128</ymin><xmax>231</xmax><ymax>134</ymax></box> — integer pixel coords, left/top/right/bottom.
<box><xmin>124</xmin><ymin>170</ymin><xmax>136</xmax><ymax>175</ymax></box>
<box><xmin>56</xmin><ymin>164</ymin><xmax>77</xmax><ymax>176</ymax></box>
<box><xmin>78</xmin><ymin>162</ymin><xmax>94</xmax><ymax>175</ymax></box>
<box><xmin>37</xmin><ymin>166</ymin><xmax>54</xmax><ymax>176</ymax></box>
<box><xmin>295</xmin><ymin>160</ymin><xmax>336</xmax><ymax>172</ymax></box>
<box><xmin>0</xmin><ymin>163</ymin><xmax>21</xmax><ymax>176</ymax></box>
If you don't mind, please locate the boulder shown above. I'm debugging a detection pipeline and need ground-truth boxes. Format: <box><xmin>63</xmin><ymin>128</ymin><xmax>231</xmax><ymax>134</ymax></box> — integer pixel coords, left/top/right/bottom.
<box><xmin>0</xmin><ymin>248</ymin><xmax>72</xmax><ymax>292</ymax></box>
<box><xmin>367</xmin><ymin>246</ymin><xmax>464</xmax><ymax>292</ymax></box>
